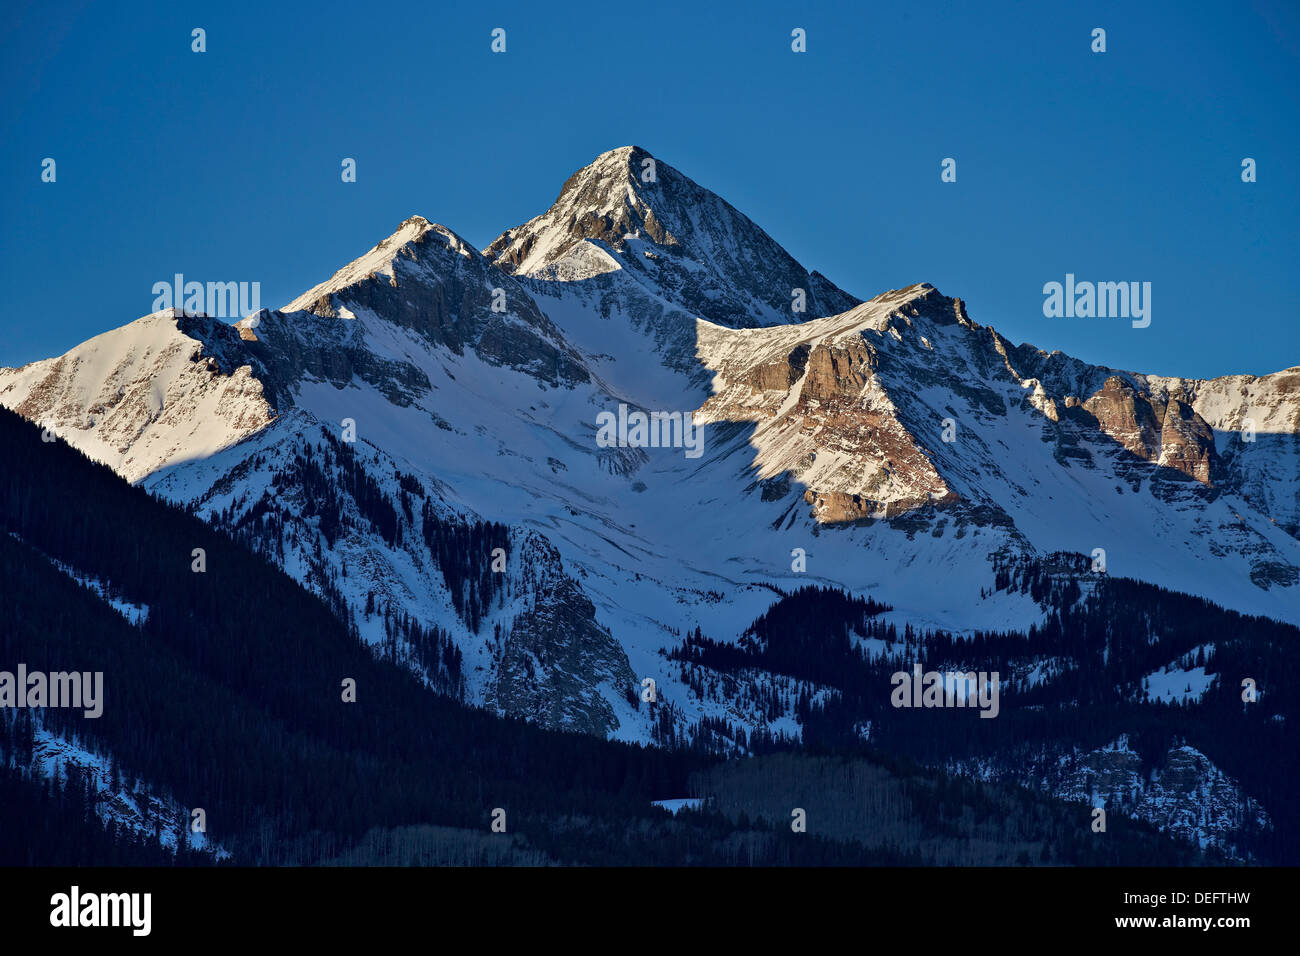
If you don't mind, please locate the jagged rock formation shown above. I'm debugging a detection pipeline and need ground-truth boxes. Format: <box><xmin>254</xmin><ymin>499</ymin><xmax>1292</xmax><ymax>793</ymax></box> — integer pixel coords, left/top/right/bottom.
<box><xmin>1050</xmin><ymin>736</ymin><xmax>1269</xmax><ymax>860</ymax></box>
<box><xmin>283</xmin><ymin>216</ymin><xmax>590</xmax><ymax>389</ymax></box>
<box><xmin>489</xmin><ymin>535</ymin><xmax>639</xmax><ymax>737</ymax></box>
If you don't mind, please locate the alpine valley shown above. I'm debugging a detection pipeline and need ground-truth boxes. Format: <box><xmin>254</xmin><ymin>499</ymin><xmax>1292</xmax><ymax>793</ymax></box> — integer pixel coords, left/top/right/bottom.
<box><xmin>3</xmin><ymin>147</ymin><xmax>1298</xmax><ymax>865</ymax></box>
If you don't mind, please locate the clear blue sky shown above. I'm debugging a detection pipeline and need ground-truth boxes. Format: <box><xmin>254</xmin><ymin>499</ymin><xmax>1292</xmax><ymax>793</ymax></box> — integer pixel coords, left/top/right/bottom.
<box><xmin>3</xmin><ymin>0</ymin><xmax>1296</xmax><ymax>378</ymax></box>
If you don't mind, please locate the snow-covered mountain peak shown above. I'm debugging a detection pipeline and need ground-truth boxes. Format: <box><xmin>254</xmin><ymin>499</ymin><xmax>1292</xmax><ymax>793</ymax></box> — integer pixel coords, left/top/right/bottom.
<box><xmin>282</xmin><ymin>216</ymin><xmax>476</xmax><ymax>314</ymax></box>
<box><xmin>561</xmin><ymin>144</ymin><xmax>645</xmax><ymax>188</ymax></box>
<box><xmin>484</xmin><ymin>146</ymin><xmax>860</xmax><ymax>330</ymax></box>
<box><xmin>256</xmin><ymin>212</ymin><xmax>598</xmax><ymax>394</ymax></box>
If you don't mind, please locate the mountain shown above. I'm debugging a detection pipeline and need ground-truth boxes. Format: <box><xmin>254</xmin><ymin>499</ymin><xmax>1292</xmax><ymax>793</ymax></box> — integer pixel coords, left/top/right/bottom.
<box><xmin>2</xmin><ymin>145</ymin><xmax>1298</xmax><ymax>860</ymax></box>
<box><xmin>1</xmin><ymin>216</ymin><xmax>648</xmax><ymax>738</ymax></box>
<box><xmin>694</xmin><ymin>282</ymin><xmax>1300</xmax><ymax>621</ymax></box>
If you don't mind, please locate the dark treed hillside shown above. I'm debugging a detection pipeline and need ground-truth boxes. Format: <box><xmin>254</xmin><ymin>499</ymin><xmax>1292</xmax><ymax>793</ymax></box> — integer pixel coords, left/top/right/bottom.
<box><xmin>668</xmin><ymin>558</ymin><xmax>1300</xmax><ymax>863</ymax></box>
<box><xmin>0</xmin><ymin>407</ymin><xmax>1212</xmax><ymax>865</ymax></box>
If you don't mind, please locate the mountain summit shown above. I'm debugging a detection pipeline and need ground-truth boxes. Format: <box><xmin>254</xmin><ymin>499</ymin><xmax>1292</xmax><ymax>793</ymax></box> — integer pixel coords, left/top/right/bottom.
<box><xmin>485</xmin><ymin>146</ymin><xmax>859</xmax><ymax>333</ymax></box>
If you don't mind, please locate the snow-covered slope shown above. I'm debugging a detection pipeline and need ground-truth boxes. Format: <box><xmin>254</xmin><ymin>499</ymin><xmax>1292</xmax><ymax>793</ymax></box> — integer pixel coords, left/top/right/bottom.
<box><xmin>0</xmin><ymin>310</ymin><xmax>273</xmax><ymax>482</ymax></box>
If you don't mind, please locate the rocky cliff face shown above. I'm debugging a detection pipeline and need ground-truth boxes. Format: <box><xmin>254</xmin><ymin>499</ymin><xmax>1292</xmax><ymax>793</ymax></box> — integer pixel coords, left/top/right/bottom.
<box><xmin>695</xmin><ymin>287</ymin><xmax>955</xmax><ymax>522</ymax></box>
<box><xmin>989</xmin><ymin>341</ymin><xmax>1300</xmax><ymax>537</ymax></box>
<box><xmin>1080</xmin><ymin>377</ymin><xmax>1217</xmax><ymax>485</ymax></box>
<box><xmin>687</xmin><ymin>280</ymin><xmax>1299</xmax><ymax>619</ymax></box>
<box><xmin>1146</xmin><ymin>368</ymin><xmax>1300</xmax><ymax>537</ymax></box>
<box><xmin>1047</xmin><ymin>736</ymin><xmax>1269</xmax><ymax>860</ymax></box>
<box><xmin>489</xmin><ymin>535</ymin><xmax>639</xmax><ymax>737</ymax></box>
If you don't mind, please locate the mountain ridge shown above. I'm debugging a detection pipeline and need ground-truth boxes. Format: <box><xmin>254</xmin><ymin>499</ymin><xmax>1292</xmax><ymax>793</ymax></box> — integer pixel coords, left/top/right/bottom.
<box><xmin>2</xmin><ymin>146</ymin><xmax>1298</xmax><ymax>746</ymax></box>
